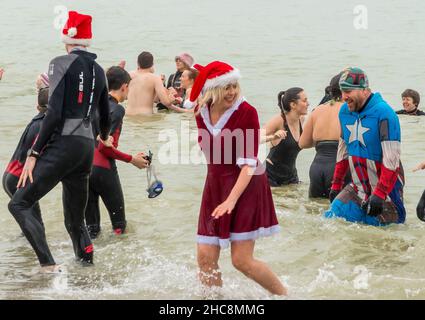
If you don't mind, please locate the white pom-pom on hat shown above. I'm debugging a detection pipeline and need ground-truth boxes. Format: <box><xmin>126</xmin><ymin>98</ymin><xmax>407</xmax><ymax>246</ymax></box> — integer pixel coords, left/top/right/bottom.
<box><xmin>67</xmin><ymin>27</ymin><xmax>77</xmax><ymax>38</ymax></box>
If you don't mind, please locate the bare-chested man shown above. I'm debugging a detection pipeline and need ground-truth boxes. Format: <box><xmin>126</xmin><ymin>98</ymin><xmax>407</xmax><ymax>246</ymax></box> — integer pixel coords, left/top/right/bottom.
<box><xmin>126</xmin><ymin>52</ymin><xmax>177</xmax><ymax>115</ymax></box>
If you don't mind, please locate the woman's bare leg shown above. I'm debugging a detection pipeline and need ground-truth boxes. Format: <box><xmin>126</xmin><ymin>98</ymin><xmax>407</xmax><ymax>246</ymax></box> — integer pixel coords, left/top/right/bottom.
<box><xmin>197</xmin><ymin>244</ymin><xmax>222</xmax><ymax>287</ymax></box>
<box><xmin>231</xmin><ymin>240</ymin><xmax>287</xmax><ymax>295</ymax></box>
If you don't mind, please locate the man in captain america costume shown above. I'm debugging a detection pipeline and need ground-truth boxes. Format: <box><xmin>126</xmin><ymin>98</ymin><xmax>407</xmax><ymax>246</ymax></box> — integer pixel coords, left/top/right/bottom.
<box><xmin>324</xmin><ymin>67</ymin><xmax>405</xmax><ymax>226</ymax></box>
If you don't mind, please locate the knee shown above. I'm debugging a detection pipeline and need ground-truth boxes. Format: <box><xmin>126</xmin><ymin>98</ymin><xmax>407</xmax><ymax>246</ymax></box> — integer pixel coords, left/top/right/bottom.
<box><xmin>231</xmin><ymin>253</ymin><xmax>251</xmax><ymax>273</ymax></box>
<box><xmin>8</xmin><ymin>197</ymin><xmax>22</xmax><ymax>216</ymax></box>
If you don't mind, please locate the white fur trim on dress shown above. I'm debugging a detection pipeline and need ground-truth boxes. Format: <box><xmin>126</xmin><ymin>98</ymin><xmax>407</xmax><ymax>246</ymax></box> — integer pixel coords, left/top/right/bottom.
<box><xmin>197</xmin><ymin>225</ymin><xmax>281</xmax><ymax>249</ymax></box>
<box><xmin>200</xmin><ymin>96</ymin><xmax>244</xmax><ymax>136</ymax></box>
<box><xmin>62</xmin><ymin>34</ymin><xmax>92</xmax><ymax>46</ymax></box>
<box><xmin>236</xmin><ymin>158</ymin><xmax>257</xmax><ymax>168</ymax></box>
<box><xmin>203</xmin><ymin>69</ymin><xmax>241</xmax><ymax>90</ymax></box>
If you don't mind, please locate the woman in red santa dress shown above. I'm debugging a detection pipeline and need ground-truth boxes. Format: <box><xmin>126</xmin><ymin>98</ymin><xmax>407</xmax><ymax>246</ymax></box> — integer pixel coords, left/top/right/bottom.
<box><xmin>188</xmin><ymin>61</ymin><xmax>286</xmax><ymax>296</ymax></box>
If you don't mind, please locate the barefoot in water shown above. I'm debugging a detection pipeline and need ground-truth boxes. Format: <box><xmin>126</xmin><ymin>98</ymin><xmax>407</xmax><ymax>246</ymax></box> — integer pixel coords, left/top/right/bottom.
<box><xmin>40</xmin><ymin>265</ymin><xmax>63</xmax><ymax>274</ymax></box>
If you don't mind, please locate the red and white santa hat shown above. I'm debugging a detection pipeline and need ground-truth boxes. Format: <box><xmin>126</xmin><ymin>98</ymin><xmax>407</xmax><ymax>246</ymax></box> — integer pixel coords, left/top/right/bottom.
<box><xmin>189</xmin><ymin>61</ymin><xmax>241</xmax><ymax>104</ymax></box>
<box><xmin>62</xmin><ymin>11</ymin><xmax>92</xmax><ymax>46</ymax></box>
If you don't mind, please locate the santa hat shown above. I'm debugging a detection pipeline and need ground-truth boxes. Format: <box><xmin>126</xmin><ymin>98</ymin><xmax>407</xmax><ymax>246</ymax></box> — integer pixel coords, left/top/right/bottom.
<box><xmin>62</xmin><ymin>11</ymin><xmax>92</xmax><ymax>46</ymax></box>
<box><xmin>189</xmin><ymin>61</ymin><xmax>241</xmax><ymax>105</ymax></box>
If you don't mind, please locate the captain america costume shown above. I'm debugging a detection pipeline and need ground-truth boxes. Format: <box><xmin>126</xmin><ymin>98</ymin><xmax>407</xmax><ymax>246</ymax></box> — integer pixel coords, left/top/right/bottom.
<box><xmin>324</xmin><ymin>92</ymin><xmax>405</xmax><ymax>226</ymax></box>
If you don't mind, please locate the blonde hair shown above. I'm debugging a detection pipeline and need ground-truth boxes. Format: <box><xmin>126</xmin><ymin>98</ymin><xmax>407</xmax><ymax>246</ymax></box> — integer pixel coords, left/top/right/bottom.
<box><xmin>196</xmin><ymin>82</ymin><xmax>241</xmax><ymax>114</ymax></box>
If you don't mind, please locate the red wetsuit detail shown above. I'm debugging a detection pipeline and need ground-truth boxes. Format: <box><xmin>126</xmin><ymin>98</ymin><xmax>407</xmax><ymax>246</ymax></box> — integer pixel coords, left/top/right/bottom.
<box><xmin>331</xmin><ymin>159</ymin><xmax>349</xmax><ymax>191</ymax></box>
<box><xmin>373</xmin><ymin>165</ymin><xmax>399</xmax><ymax>200</ymax></box>
<box><xmin>92</xmin><ymin>96</ymin><xmax>132</xmax><ymax>169</ymax></box>
<box><xmin>97</xmin><ymin>126</ymin><xmax>132</xmax><ymax>163</ymax></box>
<box><xmin>85</xmin><ymin>244</ymin><xmax>94</xmax><ymax>254</ymax></box>
<box><xmin>6</xmin><ymin>160</ymin><xmax>23</xmax><ymax>177</ymax></box>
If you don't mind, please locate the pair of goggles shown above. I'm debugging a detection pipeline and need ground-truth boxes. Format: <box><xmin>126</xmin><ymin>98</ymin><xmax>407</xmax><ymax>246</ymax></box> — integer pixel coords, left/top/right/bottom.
<box><xmin>147</xmin><ymin>180</ymin><xmax>163</xmax><ymax>198</ymax></box>
<box><xmin>146</xmin><ymin>151</ymin><xmax>163</xmax><ymax>198</ymax></box>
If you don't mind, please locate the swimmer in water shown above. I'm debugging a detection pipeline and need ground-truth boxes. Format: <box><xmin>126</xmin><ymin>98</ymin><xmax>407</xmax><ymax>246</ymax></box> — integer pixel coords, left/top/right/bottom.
<box><xmin>395</xmin><ymin>89</ymin><xmax>425</xmax><ymax>116</ymax></box>
<box><xmin>126</xmin><ymin>51</ymin><xmax>180</xmax><ymax>115</ymax></box>
<box><xmin>299</xmin><ymin>72</ymin><xmax>350</xmax><ymax>198</ymax></box>
<box><xmin>324</xmin><ymin>67</ymin><xmax>405</xmax><ymax>226</ymax></box>
<box><xmin>264</xmin><ymin>88</ymin><xmax>308</xmax><ymax>186</ymax></box>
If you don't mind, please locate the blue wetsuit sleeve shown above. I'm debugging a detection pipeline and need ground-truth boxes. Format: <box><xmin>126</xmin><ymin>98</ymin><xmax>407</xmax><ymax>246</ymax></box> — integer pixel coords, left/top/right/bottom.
<box><xmin>32</xmin><ymin>58</ymin><xmax>65</xmax><ymax>153</ymax></box>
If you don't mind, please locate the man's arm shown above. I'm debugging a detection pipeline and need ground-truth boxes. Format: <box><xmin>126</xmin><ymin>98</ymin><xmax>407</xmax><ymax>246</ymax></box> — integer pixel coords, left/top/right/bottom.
<box><xmin>98</xmin><ymin>107</ymin><xmax>131</xmax><ymax>162</ymax></box>
<box><xmin>155</xmin><ymin>76</ymin><xmax>175</xmax><ymax>107</ymax></box>
<box><xmin>373</xmin><ymin>115</ymin><xmax>401</xmax><ymax>199</ymax></box>
<box><xmin>32</xmin><ymin>58</ymin><xmax>66</xmax><ymax>153</ymax></box>
<box><xmin>331</xmin><ymin>137</ymin><xmax>349</xmax><ymax>192</ymax></box>
<box><xmin>97</xmin><ymin>72</ymin><xmax>111</xmax><ymax>141</ymax></box>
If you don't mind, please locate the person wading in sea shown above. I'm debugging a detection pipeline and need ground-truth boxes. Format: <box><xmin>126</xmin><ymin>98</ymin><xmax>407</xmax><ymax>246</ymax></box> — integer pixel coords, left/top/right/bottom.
<box><xmin>324</xmin><ymin>67</ymin><xmax>405</xmax><ymax>226</ymax></box>
<box><xmin>8</xmin><ymin>11</ymin><xmax>112</xmax><ymax>272</ymax></box>
<box><xmin>190</xmin><ymin>61</ymin><xmax>286</xmax><ymax>296</ymax></box>
<box><xmin>126</xmin><ymin>51</ymin><xmax>179</xmax><ymax>115</ymax></box>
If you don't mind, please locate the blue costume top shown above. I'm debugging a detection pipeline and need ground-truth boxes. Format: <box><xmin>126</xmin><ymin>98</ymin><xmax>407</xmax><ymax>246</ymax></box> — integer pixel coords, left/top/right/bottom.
<box><xmin>325</xmin><ymin>92</ymin><xmax>405</xmax><ymax>225</ymax></box>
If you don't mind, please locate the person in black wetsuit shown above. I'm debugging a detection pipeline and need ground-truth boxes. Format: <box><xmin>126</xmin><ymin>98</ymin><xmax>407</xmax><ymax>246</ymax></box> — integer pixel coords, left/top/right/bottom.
<box><xmin>8</xmin><ymin>11</ymin><xmax>111</xmax><ymax>272</ymax></box>
<box><xmin>3</xmin><ymin>87</ymin><xmax>49</xmax><ymax>226</ymax></box>
<box><xmin>414</xmin><ymin>160</ymin><xmax>425</xmax><ymax>221</ymax></box>
<box><xmin>156</xmin><ymin>52</ymin><xmax>194</xmax><ymax>111</ymax></box>
<box><xmin>299</xmin><ymin>72</ymin><xmax>350</xmax><ymax>198</ymax></box>
<box><xmin>395</xmin><ymin>89</ymin><xmax>425</xmax><ymax>116</ymax></box>
<box><xmin>264</xmin><ymin>88</ymin><xmax>309</xmax><ymax>186</ymax></box>
<box><xmin>85</xmin><ymin>66</ymin><xmax>150</xmax><ymax>239</ymax></box>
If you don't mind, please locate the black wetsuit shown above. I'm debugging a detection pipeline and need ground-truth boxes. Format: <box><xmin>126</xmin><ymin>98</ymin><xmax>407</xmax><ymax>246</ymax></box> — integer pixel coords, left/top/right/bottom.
<box><xmin>308</xmin><ymin>140</ymin><xmax>340</xmax><ymax>198</ymax></box>
<box><xmin>3</xmin><ymin>112</ymin><xmax>45</xmax><ymax>225</ymax></box>
<box><xmin>157</xmin><ymin>71</ymin><xmax>184</xmax><ymax>111</ymax></box>
<box><xmin>417</xmin><ymin>190</ymin><xmax>425</xmax><ymax>221</ymax></box>
<box><xmin>8</xmin><ymin>48</ymin><xmax>110</xmax><ymax>266</ymax></box>
<box><xmin>266</xmin><ymin>117</ymin><xmax>302</xmax><ymax>186</ymax></box>
<box><xmin>85</xmin><ymin>95</ymin><xmax>131</xmax><ymax>238</ymax></box>
<box><xmin>395</xmin><ymin>109</ymin><xmax>425</xmax><ymax>116</ymax></box>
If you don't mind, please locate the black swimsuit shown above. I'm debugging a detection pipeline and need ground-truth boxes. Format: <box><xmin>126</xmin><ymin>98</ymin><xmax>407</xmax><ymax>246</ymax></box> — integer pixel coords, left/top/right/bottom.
<box><xmin>308</xmin><ymin>140</ymin><xmax>338</xmax><ymax>198</ymax></box>
<box><xmin>417</xmin><ymin>190</ymin><xmax>425</xmax><ymax>221</ymax></box>
<box><xmin>266</xmin><ymin>116</ymin><xmax>302</xmax><ymax>186</ymax></box>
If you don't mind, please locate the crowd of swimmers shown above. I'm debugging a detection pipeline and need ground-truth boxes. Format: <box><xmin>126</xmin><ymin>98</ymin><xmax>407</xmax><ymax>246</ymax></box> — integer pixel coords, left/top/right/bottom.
<box><xmin>1</xmin><ymin>10</ymin><xmax>425</xmax><ymax>296</ymax></box>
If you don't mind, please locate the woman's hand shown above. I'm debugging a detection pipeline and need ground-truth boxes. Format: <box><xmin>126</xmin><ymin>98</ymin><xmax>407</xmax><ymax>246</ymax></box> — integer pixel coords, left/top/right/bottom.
<box><xmin>273</xmin><ymin>129</ymin><xmax>287</xmax><ymax>140</ymax></box>
<box><xmin>97</xmin><ymin>135</ymin><xmax>114</xmax><ymax>147</ymax></box>
<box><xmin>413</xmin><ymin>161</ymin><xmax>425</xmax><ymax>172</ymax></box>
<box><xmin>17</xmin><ymin>156</ymin><xmax>37</xmax><ymax>188</ymax></box>
<box><xmin>211</xmin><ymin>198</ymin><xmax>237</xmax><ymax>219</ymax></box>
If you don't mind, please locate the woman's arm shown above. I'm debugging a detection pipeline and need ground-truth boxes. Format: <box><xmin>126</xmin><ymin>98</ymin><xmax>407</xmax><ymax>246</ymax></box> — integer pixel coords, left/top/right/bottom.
<box><xmin>299</xmin><ymin>112</ymin><xmax>315</xmax><ymax>149</ymax></box>
<box><xmin>261</xmin><ymin>114</ymin><xmax>285</xmax><ymax>144</ymax></box>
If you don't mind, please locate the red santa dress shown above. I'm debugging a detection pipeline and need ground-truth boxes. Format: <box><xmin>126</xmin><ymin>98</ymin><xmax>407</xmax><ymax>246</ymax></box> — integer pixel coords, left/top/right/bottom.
<box><xmin>196</xmin><ymin>96</ymin><xmax>280</xmax><ymax>248</ymax></box>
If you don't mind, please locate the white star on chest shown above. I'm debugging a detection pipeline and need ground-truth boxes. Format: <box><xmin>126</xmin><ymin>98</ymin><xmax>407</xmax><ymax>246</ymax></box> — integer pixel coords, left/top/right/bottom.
<box><xmin>346</xmin><ymin>119</ymin><xmax>370</xmax><ymax>146</ymax></box>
